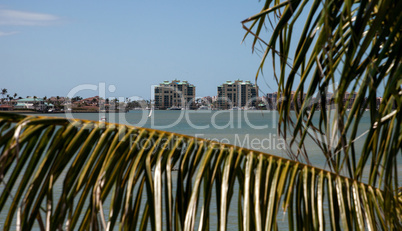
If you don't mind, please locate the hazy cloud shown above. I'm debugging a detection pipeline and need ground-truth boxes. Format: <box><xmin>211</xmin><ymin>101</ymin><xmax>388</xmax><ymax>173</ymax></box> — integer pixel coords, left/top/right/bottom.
<box><xmin>0</xmin><ymin>8</ymin><xmax>59</xmax><ymax>26</ymax></box>
<box><xmin>0</xmin><ymin>30</ymin><xmax>19</xmax><ymax>36</ymax></box>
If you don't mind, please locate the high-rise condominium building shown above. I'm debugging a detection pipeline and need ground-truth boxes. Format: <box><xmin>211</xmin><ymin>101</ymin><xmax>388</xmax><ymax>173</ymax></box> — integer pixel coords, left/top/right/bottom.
<box><xmin>154</xmin><ymin>80</ymin><xmax>196</xmax><ymax>109</ymax></box>
<box><xmin>217</xmin><ymin>80</ymin><xmax>258</xmax><ymax>109</ymax></box>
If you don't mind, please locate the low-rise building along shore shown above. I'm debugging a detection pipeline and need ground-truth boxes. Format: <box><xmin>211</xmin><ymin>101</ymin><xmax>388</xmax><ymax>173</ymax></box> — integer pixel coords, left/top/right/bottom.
<box><xmin>14</xmin><ymin>97</ymin><xmax>54</xmax><ymax>111</ymax></box>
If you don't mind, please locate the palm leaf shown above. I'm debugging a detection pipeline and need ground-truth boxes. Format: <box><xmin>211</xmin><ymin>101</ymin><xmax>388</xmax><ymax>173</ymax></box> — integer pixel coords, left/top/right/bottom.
<box><xmin>0</xmin><ymin>112</ymin><xmax>400</xmax><ymax>230</ymax></box>
<box><xmin>242</xmin><ymin>0</ymin><xmax>402</xmax><ymax>228</ymax></box>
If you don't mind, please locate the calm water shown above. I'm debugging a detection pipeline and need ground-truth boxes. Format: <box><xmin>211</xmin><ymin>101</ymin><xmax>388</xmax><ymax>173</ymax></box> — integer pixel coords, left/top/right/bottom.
<box><xmin>56</xmin><ymin>110</ymin><xmax>372</xmax><ymax>169</ymax></box>
<box><xmin>1</xmin><ymin>110</ymin><xmax>400</xmax><ymax>230</ymax></box>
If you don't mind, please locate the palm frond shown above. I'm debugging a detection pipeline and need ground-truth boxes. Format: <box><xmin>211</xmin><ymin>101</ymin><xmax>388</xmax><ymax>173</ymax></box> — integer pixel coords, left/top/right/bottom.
<box><xmin>0</xmin><ymin>113</ymin><xmax>400</xmax><ymax>230</ymax></box>
<box><xmin>242</xmin><ymin>0</ymin><xmax>402</xmax><ymax>228</ymax></box>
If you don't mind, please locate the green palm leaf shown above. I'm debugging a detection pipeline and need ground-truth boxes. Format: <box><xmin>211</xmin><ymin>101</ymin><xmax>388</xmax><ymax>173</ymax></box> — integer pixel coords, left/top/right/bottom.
<box><xmin>1</xmin><ymin>113</ymin><xmax>400</xmax><ymax>230</ymax></box>
<box><xmin>242</xmin><ymin>0</ymin><xmax>401</xmax><ymax>228</ymax></box>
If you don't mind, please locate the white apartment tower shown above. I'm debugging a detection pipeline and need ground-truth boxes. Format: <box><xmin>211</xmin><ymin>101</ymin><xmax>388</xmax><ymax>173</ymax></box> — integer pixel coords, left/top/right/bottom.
<box><xmin>154</xmin><ymin>80</ymin><xmax>196</xmax><ymax>109</ymax></box>
<box><xmin>217</xmin><ymin>80</ymin><xmax>258</xmax><ymax>109</ymax></box>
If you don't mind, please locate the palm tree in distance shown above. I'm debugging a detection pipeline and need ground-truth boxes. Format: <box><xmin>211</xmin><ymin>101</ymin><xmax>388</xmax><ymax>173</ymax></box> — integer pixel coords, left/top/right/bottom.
<box><xmin>1</xmin><ymin>88</ymin><xmax>7</xmax><ymax>104</ymax></box>
<box><xmin>7</xmin><ymin>95</ymin><xmax>13</xmax><ymax>105</ymax></box>
<box><xmin>0</xmin><ymin>0</ymin><xmax>400</xmax><ymax>230</ymax></box>
<box><xmin>12</xmin><ymin>93</ymin><xmax>18</xmax><ymax>105</ymax></box>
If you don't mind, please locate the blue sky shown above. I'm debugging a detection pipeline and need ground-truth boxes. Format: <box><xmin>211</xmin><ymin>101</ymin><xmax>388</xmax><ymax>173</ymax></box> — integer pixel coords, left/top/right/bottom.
<box><xmin>0</xmin><ymin>0</ymin><xmax>276</xmax><ymax>100</ymax></box>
